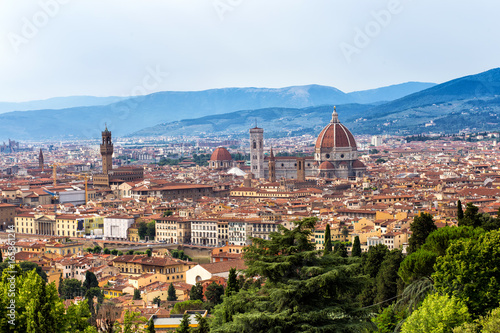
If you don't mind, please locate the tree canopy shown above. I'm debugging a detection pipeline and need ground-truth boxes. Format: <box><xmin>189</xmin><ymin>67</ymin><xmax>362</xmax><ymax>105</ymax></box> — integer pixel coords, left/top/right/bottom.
<box><xmin>210</xmin><ymin>217</ymin><xmax>372</xmax><ymax>332</ymax></box>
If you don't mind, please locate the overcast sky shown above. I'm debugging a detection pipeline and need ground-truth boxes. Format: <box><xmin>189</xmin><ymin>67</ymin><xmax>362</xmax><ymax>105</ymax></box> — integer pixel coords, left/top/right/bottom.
<box><xmin>0</xmin><ymin>0</ymin><xmax>499</xmax><ymax>102</ymax></box>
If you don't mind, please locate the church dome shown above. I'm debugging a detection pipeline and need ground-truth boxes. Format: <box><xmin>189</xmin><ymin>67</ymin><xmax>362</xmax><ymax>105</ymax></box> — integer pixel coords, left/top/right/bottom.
<box><xmin>318</xmin><ymin>161</ymin><xmax>335</xmax><ymax>170</ymax></box>
<box><xmin>352</xmin><ymin>159</ymin><xmax>366</xmax><ymax>168</ymax></box>
<box><xmin>210</xmin><ymin>147</ymin><xmax>232</xmax><ymax>161</ymax></box>
<box><xmin>315</xmin><ymin>107</ymin><xmax>357</xmax><ymax>150</ymax></box>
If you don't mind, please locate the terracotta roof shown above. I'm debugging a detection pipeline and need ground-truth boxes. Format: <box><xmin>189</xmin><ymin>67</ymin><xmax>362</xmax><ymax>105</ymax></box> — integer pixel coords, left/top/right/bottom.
<box><xmin>210</xmin><ymin>147</ymin><xmax>232</xmax><ymax>161</ymax></box>
<box><xmin>199</xmin><ymin>259</ymin><xmax>246</xmax><ymax>274</ymax></box>
<box><xmin>315</xmin><ymin>112</ymin><xmax>357</xmax><ymax>149</ymax></box>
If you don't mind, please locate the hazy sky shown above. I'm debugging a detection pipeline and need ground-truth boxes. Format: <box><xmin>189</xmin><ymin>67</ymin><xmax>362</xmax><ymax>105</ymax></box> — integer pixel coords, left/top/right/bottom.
<box><xmin>1</xmin><ymin>0</ymin><xmax>499</xmax><ymax>102</ymax></box>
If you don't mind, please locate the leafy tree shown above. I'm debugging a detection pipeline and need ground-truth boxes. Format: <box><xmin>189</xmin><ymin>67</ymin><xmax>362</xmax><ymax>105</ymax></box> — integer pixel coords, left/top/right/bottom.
<box><xmin>205</xmin><ymin>282</ymin><xmax>224</xmax><ymax>307</ymax></box>
<box><xmin>147</xmin><ymin>318</ymin><xmax>156</xmax><ymax>333</ymax></box>
<box><xmin>421</xmin><ymin>226</ymin><xmax>483</xmax><ymax>257</ymax></box>
<box><xmin>117</xmin><ymin>251</ymin><xmax>124</xmax><ymax>256</ymax></box>
<box><xmin>375</xmin><ymin>249</ymin><xmax>404</xmax><ymax>305</ymax></box>
<box><xmin>401</xmin><ymin>293</ymin><xmax>470</xmax><ymax>333</ymax></box>
<box><xmin>372</xmin><ymin>303</ymin><xmax>407</xmax><ymax>333</ymax></box>
<box><xmin>334</xmin><ymin>242</ymin><xmax>348</xmax><ymax>257</ymax></box>
<box><xmin>225</xmin><ymin>268</ymin><xmax>239</xmax><ymax>296</ymax></box>
<box><xmin>0</xmin><ymin>260</ymin><xmax>48</xmax><ymax>282</ymax></box>
<box><xmin>171</xmin><ymin>300</ymin><xmax>204</xmax><ymax>314</ymax></box>
<box><xmin>147</xmin><ymin>221</ymin><xmax>156</xmax><ymax>241</ymax></box>
<box><xmin>111</xmin><ymin>249</ymin><xmax>118</xmax><ymax>255</ymax></box>
<box><xmin>408</xmin><ymin>212</ymin><xmax>436</xmax><ymax>254</ymax></box>
<box><xmin>341</xmin><ymin>226</ymin><xmax>349</xmax><ymax>238</ymax></box>
<box><xmin>167</xmin><ymin>283</ymin><xmax>177</xmax><ymax>301</ymax></box>
<box><xmin>163</xmin><ymin>210</ymin><xmax>173</xmax><ymax>217</ymax></box>
<box><xmin>433</xmin><ymin>230</ymin><xmax>500</xmax><ymax>316</ymax></box>
<box><xmin>126</xmin><ymin>250</ymin><xmax>134</xmax><ymax>255</ymax></box>
<box><xmin>65</xmin><ymin>300</ymin><xmax>92</xmax><ymax>332</ymax></box>
<box><xmin>193</xmin><ymin>313</ymin><xmax>209</xmax><ymax>333</ymax></box>
<box><xmin>138</xmin><ymin>222</ymin><xmax>148</xmax><ymax>239</ymax></box>
<box><xmin>152</xmin><ymin>296</ymin><xmax>161</xmax><ymax>307</ymax></box>
<box><xmin>459</xmin><ymin>203</ymin><xmax>481</xmax><ymax>228</ymax></box>
<box><xmin>324</xmin><ymin>224</ymin><xmax>332</xmax><ymax>254</ymax></box>
<box><xmin>0</xmin><ymin>249</ymin><xmax>2</xmax><ymax>262</ymax></box>
<box><xmin>133</xmin><ymin>288</ymin><xmax>141</xmax><ymax>300</ymax></box>
<box><xmin>359</xmin><ymin>244</ymin><xmax>389</xmax><ymax>306</ymax></box>
<box><xmin>190</xmin><ymin>282</ymin><xmax>204</xmax><ymax>301</ymax></box>
<box><xmin>0</xmin><ymin>267</ymin><xmax>66</xmax><ymax>333</ymax></box>
<box><xmin>83</xmin><ymin>271</ymin><xmax>99</xmax><ymax>293</ymax></box>
<box><xmin>86</xmin><ymin>247</ymin><xmax>93</xmax><ymax>253</ymax></box>
<box><xmin>60</xmin><ymin>278</ymin><xmax>83</xmax><ymax>299</ymax></box>
<box><xmin>114</xmin><ymin>309</ymin><xmax>147</xmax><ymax>333</ymax></box>
<box><xmin>210</xmin><ymin>217</ymin><xmax>372</xmax><ymax>332</ymax></box>
<box><xmin>146</xmin><ymin>248</ymin><xmax>152</xmax><ymax>257</ymax></box>
<box><xmin>457</xmin><ymin>200</ymin><xmax>464</xmax><ymax>221</ymax></box>
<box><xmin>453</xmin><ymin>306</ymin><xmax>500</xmax><ymax>333</ymax></box>
<box><xmin>352</xmin><ymin>235</ymin><xmax>361</xmax><ymax>257</ymax></box>
<box><xmin>86</xmin><ymin>287</ymin><xmax>104</xmax><ymax>327</ymax></box>
<box><xmin>93</xmin><ymin>245</ymin><xmax>102</xmax><ymax>254</ymax></box>
<box><xmin>177</xmin><ymin>313</ymin><xmax>191</xmax><ymax>333</ymax></box>
<box><xmin>363</xmin><ymin>244</ymin><xmax>389</xmax><ymax>279</ymax></box>
<box><xmin>398</xmin><ymin>249</ymin><xmax>438</xmax><ymax>284</ymax></box>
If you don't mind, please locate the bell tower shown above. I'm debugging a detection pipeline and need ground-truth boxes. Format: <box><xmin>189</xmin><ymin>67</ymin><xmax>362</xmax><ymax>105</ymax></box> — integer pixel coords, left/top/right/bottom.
<box><xmin>38</xmin><ymin>148</ymin><xmax>44</xmax><ymax>171</ymax></box>
<box><xmin>100</xmin><ymin>126</ymin><xmax>113</xmax><ymax>174</ymax></box>
<box><xmin>269</xmin><ymin>147</ymin><xmax>276</xmax><ymax>182</ymax></box>
<box><xmin>250</xmin><ymin>126</ymin><xmax>264</xmax><ymax>179</ymax></box>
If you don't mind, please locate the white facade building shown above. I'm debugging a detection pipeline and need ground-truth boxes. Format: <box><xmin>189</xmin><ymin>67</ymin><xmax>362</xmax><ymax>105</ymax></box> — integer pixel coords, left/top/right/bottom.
<box><xmin>103</xmin><ymin>214</ymin><xmax>134</xmax><ymax>240</ymax></box>
<box><xmin>190</xmin><ymin>220</ymin><xmax>218</xmax><ymax>247</ymax></box>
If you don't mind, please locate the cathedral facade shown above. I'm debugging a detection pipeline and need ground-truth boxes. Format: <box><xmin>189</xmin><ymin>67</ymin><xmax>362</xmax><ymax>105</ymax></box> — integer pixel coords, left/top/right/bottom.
<box><xmin>250</xmin><ymin>107</ymin><xmax>366</xmax><ymax>181</ymax></box>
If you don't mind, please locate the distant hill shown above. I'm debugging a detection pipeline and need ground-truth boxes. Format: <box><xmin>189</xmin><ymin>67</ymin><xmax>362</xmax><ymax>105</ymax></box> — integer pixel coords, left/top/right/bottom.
<box><xmin>131</xmin><ymin>68</ymin><xmax>500</xmax><ymax>137</ymax></box>
<box><xmin>129</xmin><ymin>104</ymin><xmax>375</xmax><ymax>138</ymax></box>
<box><xmin>0</xmin><ymin>96</ymin><xmax>127</xmax><ymax>114</ymax></box>
<box><xmin>0</xmin><ymin>82</ymin><xmax>435</xmax><ymax>140</ymax></box>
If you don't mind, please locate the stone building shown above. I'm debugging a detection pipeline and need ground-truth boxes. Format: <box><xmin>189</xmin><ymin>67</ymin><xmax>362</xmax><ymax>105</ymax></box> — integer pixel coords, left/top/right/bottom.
<box><xmin>249</xmin><ymin>107</ymin><xmax>366</xmax><ymax>180</ymax></box>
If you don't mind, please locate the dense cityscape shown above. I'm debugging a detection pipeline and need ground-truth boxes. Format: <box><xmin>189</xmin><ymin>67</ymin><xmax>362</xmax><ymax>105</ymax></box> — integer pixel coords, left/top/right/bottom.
<box><xmin>3</xmin><ymin>1</ymin><xmax>500</xmax><ymax>332</ymax></box>
<box><xmin>1</xmin><ymin>107</ymin><xmax>500</xmax><ymax>332</ymax></box>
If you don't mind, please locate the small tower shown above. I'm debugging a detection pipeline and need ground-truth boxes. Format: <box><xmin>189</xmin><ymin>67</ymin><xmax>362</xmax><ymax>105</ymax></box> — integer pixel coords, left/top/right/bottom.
<box><xmin>38</xmin><ymin>148</ymin><xmax>44</xmax><ymax>171</ymax></box>
<box><xmin>249</xmin><ymin>125</ymin><xmax>264</xmax><ymax>179</ymax></box>
<box><xmin>296</xmin><ymin>157</ymin><xmax>305</xmax><ymax>182</ymax></box>
<box><xmin>269</xmin><ymin>147</ymin><xmax>276</xmax><ymax>182</ymax></box>
<box><xmin>100</xmin><ymin>126</ymin><xmax>114</xmax><ymax>174</ymax></box>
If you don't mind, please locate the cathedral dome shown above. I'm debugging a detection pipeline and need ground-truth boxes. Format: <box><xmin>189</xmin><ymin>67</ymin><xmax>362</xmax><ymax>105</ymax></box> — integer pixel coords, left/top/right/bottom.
<box><xmin>210</xmin><ymin>147</ymin><xmax>232</xmax><ymax>161</ymax></box>
<box><xmin>352</xmin><ymin>159</ymin><xmax>366</xmax><ymax>168</ymax></box>
<box><xmin>318</xmin><ymin>161</ymin><xmax>335</xmax><ymax>170</ymax></box>
<box><xmin>315</xmin><ymin>107</ymin><xmax>357</xmax><ymax>150</ymax></box>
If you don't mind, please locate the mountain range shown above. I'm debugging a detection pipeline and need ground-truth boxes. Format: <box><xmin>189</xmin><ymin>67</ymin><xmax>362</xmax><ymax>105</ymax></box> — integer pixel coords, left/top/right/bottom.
<box><xmin>4</xmin><ymin>68</ymin><xmax>500</xmax><ymax>140</ymax></box>
<box><xmin>0</xmin><ymin>82</ymin><xmax>434</xmax><ymax>140</ymax></box>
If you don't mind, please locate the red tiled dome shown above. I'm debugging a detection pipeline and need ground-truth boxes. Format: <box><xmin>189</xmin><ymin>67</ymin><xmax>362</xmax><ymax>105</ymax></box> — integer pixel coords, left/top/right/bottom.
<box><xmin>210</xmin><ymin>147</ymin><xmax>232</xmax><ymax>161</ymax></box>
<box><xmin>352</xmin><ymin>159</ymin><xmax>366</xmax><ymax>168</ymax></box>
<box><xmin>319</xmin><ymin>161</ymin><xmax>335</xmax><ymax>170</ymax></box>
<box><xmin>315</xmin><ymin>108</ymin><xmax>357</xmax><ymax>149</ymax></box>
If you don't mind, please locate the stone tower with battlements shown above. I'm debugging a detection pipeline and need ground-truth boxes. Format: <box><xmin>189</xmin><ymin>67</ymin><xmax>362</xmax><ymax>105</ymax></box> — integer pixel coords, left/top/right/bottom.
<box><xmin>100</xmin><ymin>127</ymin><xmax>113</xmax><ymax>174</ymax></box>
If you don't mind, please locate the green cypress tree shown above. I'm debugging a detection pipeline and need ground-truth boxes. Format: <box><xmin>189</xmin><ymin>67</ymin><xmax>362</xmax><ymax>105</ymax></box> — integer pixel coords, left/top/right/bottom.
<box><xmin>225</xmin><ymin>268</ymin><xmax>239</xmax><ymax>296</ymax></box>
<box><xmin>352</xmin><ymin>236</ymin><xmax>362</xmax><ymax>257</ymax></box>
<box><xmin>457</xmin><ymin>200</ymin><xmax>464</xmax><ymax>221</ymax></box>
<box><xmin>190</xmin><ymin>282</ymin><xmax>204</xmax><ymax>301</ymax></box>
<box><xmin>324</xmin><ymin>224</ymin><xmax>332</xmax><ymax>254</ymax></box>
<box><xmin>177</xmin><ymin>313</ymin><xmax>190</xmax><ymax>333</ymax></box>
<box><xmin>133</xmin><ymin>288</ymin><xmax>141</xmax><ymax>300</ymax></box>
<box><xmin>168</xmin><ymin>283</ymin><xmax>177</xmax><ymax>301</ymax></box>
<box><xmin>147</xmin><ymin>318</ymin><xmax>156</xmax><ymax>333</ymax></box>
